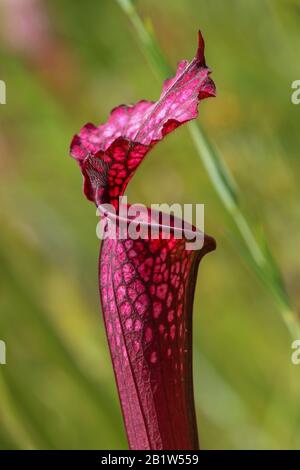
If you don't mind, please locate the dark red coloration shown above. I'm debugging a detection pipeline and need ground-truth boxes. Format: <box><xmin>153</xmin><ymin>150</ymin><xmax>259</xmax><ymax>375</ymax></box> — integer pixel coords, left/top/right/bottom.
<box><xmin>70</xmin><ymin>32</ymin><xmax>216</xmax><ymax>450</ymax></box>
<box><xmin>70</xmin><ymin>32</ymin><xmax>215</xmax><ymax>210</ymax></box>
<box><xmin>99</xmin><ymin>214</ymin><xmax>215</xmax><ymax>449</ymax></box>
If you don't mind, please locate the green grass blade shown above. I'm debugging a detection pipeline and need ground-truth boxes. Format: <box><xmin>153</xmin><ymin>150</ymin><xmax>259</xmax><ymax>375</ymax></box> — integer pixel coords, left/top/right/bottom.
<box><xmin>116</xmin><ymin>0</ymin><xmax>299</xmax><ymax>339</ymax></box>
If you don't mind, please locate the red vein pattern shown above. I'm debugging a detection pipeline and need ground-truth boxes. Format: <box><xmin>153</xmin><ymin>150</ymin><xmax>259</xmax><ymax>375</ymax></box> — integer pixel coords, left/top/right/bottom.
<box><xmin>100</xmin><ymin>224</ymin><xmax>215</xmax><ymax>449</ymax></box>
<box><xmin>70</xmin><ymin>31</ymin><xmax>215</xmax><ymax>210</ymax></box>
<box><xmin>70</xmin><ymin>32</ymin><xmax>216</xmax><ymax>449</ymax></box>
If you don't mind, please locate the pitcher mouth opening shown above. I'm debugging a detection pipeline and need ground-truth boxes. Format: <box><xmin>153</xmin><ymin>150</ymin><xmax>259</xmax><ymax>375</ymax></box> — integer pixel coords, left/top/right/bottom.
<box><xmin>96</xmin><ymin>201</ymin><xmax>216</xmax><ymax>253</ymax></box>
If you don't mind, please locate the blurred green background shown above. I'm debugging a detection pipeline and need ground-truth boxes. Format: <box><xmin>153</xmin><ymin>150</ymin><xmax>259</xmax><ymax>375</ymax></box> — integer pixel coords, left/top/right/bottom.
<box><xmin>0</xmin><ymin>0</ymin><xmax>300</xmax><ymax>450</ymax></box>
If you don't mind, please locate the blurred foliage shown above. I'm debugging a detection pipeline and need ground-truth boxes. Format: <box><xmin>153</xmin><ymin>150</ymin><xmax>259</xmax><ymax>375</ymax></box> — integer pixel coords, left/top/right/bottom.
<box><xmin>0</xmin><ymin>0</ymin><xmax>300</xmax><ymax>450</ymax></box>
